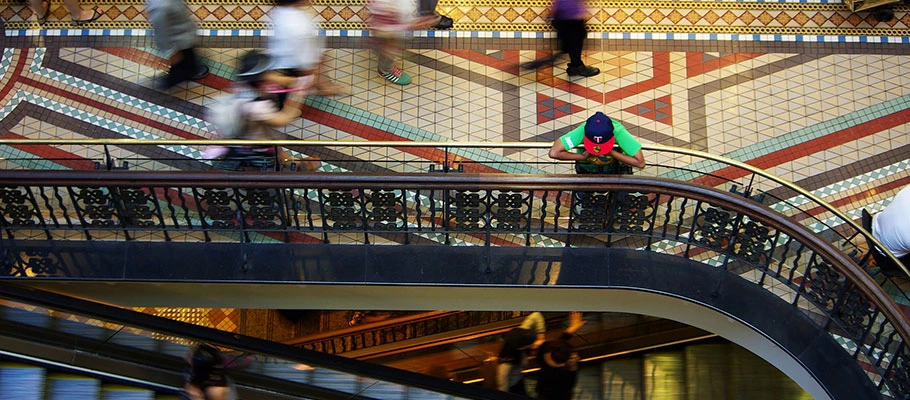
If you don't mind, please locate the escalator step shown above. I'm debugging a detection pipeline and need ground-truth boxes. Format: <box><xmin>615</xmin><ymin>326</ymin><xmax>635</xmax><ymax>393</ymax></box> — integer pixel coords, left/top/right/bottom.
<box><xmin>0</xmin><ymin>363</ymin><xmax>46</xmax><ymax>400</ymax></box>
<box><xmin>46</xmin><ymin>374</ymin><xmax>100</xmax><ymax>400</ymax></box>
<box><xmin>100</xmin><ymin>384</ymin><xmax>155</xmax><ymax>400</ymax></box>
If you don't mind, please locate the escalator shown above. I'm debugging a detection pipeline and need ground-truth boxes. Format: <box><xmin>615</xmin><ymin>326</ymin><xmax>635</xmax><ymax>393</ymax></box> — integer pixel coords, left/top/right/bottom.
<box><xmin>0</xmin><ymin>282</ymin><xmax>524</xmax><ymax>400</ymax></box>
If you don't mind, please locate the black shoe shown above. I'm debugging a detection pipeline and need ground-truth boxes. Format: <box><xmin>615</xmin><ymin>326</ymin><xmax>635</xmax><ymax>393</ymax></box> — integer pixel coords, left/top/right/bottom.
<box><xmin>155</xmin><ymin>74</ymin><xmax>179</xmax><ymax>90</ymax></box>
<box><xmin>192</xmin><ymin>64</ymin><xmax>210</xmax><ymax>80</ymax></box>
<box><xmin>434</xmin><ymin>15</ymin><xmax>453</xmax><ymax>30</ymax></box>
<box><xmin>566</xmin><ymin>65</ymin><xmax>600</xmax><ymax>77</ymax></box>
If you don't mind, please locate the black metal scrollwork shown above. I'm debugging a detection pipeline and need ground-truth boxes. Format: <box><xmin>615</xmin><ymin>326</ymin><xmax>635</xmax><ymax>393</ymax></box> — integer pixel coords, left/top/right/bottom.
<box><xmin>834</xmin><ymin>288</ymin><xmax>873</xmax><ymax>339</ymax></box>
<box><xmin>199</xmin><ymin>188</ymin><xmax>238</xmax><ymax>229</ymax></box>
<box><xmin>693</xmin><ymin>206</ymin><xmax>734</xmax><ymax>249</ymax></box>
<box><xmin>366</xmin><ymin>190</ymin><xmax>405</xmax><ymax>231</ymax></box>
<box><xmin>324</xmin><ymin>190</ymin><xmax>361</xmax><ymax>230</ymax></box>
<box><xmin>610</xmin><ymin>192</ymin><xmax>654</xmax><ymax>234</ymax></box>
<box><xmin>491</xmin><ymin>191</ymin><xmax>528</xmax><ymax>232</ymax></box>
<box><xmin>243</xmin><ymin>188</ymin><xmax>282</xmax><ymax>229</ymax></box>
<box><xmin>0</xmin><ymin>187</ymin><xmax>39</xmax><ymax>226</ymax></box>
<box><xmin>803</xmin><ymin>259</ymin><xmax>845</xmax><ymax>311</ymax></box>
<box><xmin>732</xmin><ymin>220</ymin><xmax>773</xmax><ymax>263</ymax></box>
<box><xmin>887</xmin><ymin>347</ymin><xmax>910</xmax><ymax>398</ymax></box>
<box><xmin>75</xmin><ymin>188</ymin><xmax>117</xmax><ymax>226</ymax></box>
<box><xmin>118</xmin><ymin>188</ymin><xmax>157</xmax><ymax>227</ymax></box>
<box><xmin>571</xmin><ymin>192</ymin><xmax>609</xmax><ymax>232</ymax></box>
<box><xmin>449</xmin><ymin>190</ymin><xmax>486</xmax><ymax>231</ymax></box>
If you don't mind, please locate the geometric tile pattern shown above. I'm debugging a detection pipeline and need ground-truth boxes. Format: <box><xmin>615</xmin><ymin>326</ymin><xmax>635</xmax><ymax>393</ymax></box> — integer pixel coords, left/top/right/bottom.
<box><xmin>4</xmin><ymin>0</ymin><xmax>910</xmax><ymax>38</ymax></box>
<box><xmin>624</xmin><ymin>95</ymin><xmax>672</xmax><ymax>125</ymax></box>
<box><xmin>537</xmin><ymin>93</ymin><xmax>585</xmax><ymax>123</ymax></box>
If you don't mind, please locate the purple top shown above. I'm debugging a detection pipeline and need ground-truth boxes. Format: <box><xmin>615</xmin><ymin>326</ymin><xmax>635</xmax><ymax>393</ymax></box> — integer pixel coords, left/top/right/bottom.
<box><xmin>553</xmin><ymin>0</ymin><xmax>585</xmax><ymax>20</ymax></box>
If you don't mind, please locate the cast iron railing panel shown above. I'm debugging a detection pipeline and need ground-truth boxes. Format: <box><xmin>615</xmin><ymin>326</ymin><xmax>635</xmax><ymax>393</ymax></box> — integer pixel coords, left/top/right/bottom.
<box><xmin>0</xmin><ymin>171</ymin><xmax>907</xmax><ymax>399</ymax></box>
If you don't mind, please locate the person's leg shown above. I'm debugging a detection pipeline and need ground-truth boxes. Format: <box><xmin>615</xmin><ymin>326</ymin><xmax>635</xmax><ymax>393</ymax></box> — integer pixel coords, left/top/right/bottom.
<box><xmin>417</xmin><ymin>0</ymin><xmax>452</xmax><ymax>29</ymax></box>
<box><xmin>375</xmin><ymin>37</ymin><xmax>411</xmax><ymax>85</ymax></box>
<box><xmin>495</xmin><ymin>363</ymin><xmax>512</xmax><ymax>391</ymax></box>
<box><xmin>564</xmin><ymin>20</ymin><xmax>586</xmax><ymax>67</ymax></box>
<box><xmin>557</xmin><ymin>19</ymin><xmax>599</xmax><ymax>77</ymax></box>
<box><xmin>29</xmin><ymin>0</ymin><xmax>50</xmax><ymax>23</ymax></box>
<box><xmin>64</xmin><ymin>0</ymin><xmax>102</xmax><ymax>23</ymax></box>
<box><xmin>163</xmin><ymin>49</ymin><xmax>205</xmax><ymax>88</ymax></box>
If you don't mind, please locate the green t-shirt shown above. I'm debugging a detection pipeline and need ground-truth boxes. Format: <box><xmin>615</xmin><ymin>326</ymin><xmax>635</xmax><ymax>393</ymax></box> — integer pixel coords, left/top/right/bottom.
<box><xmin>558</xmin><ymin>119</ymin><xmax>641</xmax><ymax>156</ymax></box>
<box><xmin>558</xmin><ymin>119</ymin><xmax>641</xmax><ymax>173</ymax></box>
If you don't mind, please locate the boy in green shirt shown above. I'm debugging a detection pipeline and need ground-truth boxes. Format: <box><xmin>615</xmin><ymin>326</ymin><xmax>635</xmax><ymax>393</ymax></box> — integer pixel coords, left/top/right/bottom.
<box><xmin>548</xmin><ymin>111</ymin><xmax>646</xmax><ymax>174</ymax></box>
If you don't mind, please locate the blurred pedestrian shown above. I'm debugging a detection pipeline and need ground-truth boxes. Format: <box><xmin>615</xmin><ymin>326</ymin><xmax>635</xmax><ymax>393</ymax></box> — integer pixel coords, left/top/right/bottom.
<box><xmin>182</xmin><ymin>344</ymin><xmax>238</xmax><ymax>400</ymax></box>
<box><xmin>29</xmin><ymin>0</ymin><xmax>103</xmax><ymax>25</ymax></box>
<box><xmin>213</xmin><ymin>50</ymin><xmax>319</xmax><ymax>172</ymax></box>
<box><xmin>522</xmin><ymin>0</ymin><xmax>599</xmax><ymax>77</ymax></box>
<box><xmin>535</xmin><ymin>312</ymin><xmax>586</xmax><ymax>400</ymax></box>
<box><xmin>367</xmin><ymin>0</ymin><xmax>440</xmax><ymax>85</ymax></box>
<box><xmin>496</xmin><ymin>312</ymin><xmax>546</xmax><ymax>395</ymax></box>
<box><xmin>268</xmin><ymin>0</ymin><xmax>343</xmax><ymax>98</ymax></box>
<box><xmin>148</xmin><ymin>0</ymin><xmax>209</xmax><ymax>90</ymax></box>
<box><xmin>417</xmin><ymin>0</ymin><xmax>453</xmax><ymax>30</ymax></box>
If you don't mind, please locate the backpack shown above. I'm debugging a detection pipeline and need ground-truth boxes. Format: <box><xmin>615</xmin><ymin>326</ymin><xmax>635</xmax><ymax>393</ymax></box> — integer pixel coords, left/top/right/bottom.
<box><xmin>206</xmin><ymin>89</ymin><xmax>254</xmax><ymax>139</ymax></box>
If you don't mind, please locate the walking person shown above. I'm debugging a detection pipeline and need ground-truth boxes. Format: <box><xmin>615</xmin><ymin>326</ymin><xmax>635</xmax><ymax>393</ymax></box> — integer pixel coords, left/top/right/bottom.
<box><xmin>148</xmin><ymin>0</ymin><xmax>209</xmax><ymax>90</ymax></box>
<box><xmin>367</xmin><ymin>0</ymin><xmax>441</xmax><ymax>85</ymax></box>
<box><xmin>268</xmin><ymin>0</ymin><xmax>343</xmax><ymax>98</ymax></box>
<box><xmin>212</xmin><ymin>50</ymin><xmax>318</xmax><ymax>172</ymax></box>
<box><xmin>417</xmin><ymin>0</ymin><xmax>453</xmax><ymax>30</ymax></box>
<box><xmin>522</xmin><ymin>0</ymin><xmax>599</xmax><ymax>77</ymax></box>
<box><xmin>28</xmin><ymin>0</ymin><xmax>103</xmax><ymax>25</ymax></box>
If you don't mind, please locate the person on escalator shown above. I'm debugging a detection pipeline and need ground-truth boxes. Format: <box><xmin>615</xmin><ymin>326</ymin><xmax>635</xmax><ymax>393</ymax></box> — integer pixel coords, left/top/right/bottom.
<box><xmin>181</xmin><ymin>344</ymin><xmax>242</xmax><ymax>400</ymax></box>
<box><xmin>495</xmin><ymin>311</ymin><xmax>546</xmax><ymax>395</ymax></box>
<box><xmin>535</xmin><ymin>311</ymin><xmax>586</xmax><ymax>400</ymax></box>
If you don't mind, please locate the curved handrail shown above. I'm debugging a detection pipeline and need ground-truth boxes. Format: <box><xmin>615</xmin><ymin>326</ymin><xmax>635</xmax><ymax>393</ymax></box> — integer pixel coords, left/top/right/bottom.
<box><xmin>1</xmin><ymin>138</ymin><xmax>905</xmax><ymax>278</ymax></box>
<box><xmin>0</xmin><ymin>170</ymin><xmax>907</xmax><ymax>397</ymax></box>
<box><xmin>0</xmin><ymin>169</ymin><xmax>906</xmax><ymax>335</ymax></box>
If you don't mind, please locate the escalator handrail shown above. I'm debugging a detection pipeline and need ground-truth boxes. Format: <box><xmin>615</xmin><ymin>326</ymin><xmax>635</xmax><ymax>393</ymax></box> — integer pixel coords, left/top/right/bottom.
<box><xmin>0</xmin><ymin>282</ymin><xmax>527</xmax><ymax>400</ymax></box>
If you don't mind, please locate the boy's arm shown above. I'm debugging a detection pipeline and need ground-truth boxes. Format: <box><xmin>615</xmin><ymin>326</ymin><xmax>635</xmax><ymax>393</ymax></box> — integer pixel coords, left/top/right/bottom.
<box><xmin>608</xmin><ymin>148</ymin><xmax>645</xmax><ymax>168</ymax></box>
<box><xmin>549</xmin><ymin>140</ymin><xmax>587</xmax><ymax>161</ymax></box>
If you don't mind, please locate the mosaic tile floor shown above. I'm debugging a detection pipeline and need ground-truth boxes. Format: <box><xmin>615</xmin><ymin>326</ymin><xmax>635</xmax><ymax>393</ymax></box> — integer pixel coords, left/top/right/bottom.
<box><xmin>0</xmin><ymin>1</ymin><xmax>909</xmax><ymax>246</ymax></box>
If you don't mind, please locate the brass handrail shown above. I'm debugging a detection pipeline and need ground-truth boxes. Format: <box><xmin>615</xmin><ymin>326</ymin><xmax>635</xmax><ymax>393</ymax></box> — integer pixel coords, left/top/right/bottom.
<box><xmin>1</xmin><ymin>138</ymin><xmax>904</xmax><ymax>278</ymax></box>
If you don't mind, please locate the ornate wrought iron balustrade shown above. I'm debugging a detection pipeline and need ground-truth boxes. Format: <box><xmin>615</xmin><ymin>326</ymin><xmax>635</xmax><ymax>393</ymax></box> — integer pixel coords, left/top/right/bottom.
<box><xmin>1</xmin><ymin>139</ymin><xmax>904</xmax><ymax>282</ymax></box>
<box><xmin>288</xmin><ymin>311</ymin><xmax>528</xmax><ymax>356</ymax></box>
<box><xmin>0</xmin><ymin>170</ymin><xmax>907</xmax><ymax>398</ymax></box>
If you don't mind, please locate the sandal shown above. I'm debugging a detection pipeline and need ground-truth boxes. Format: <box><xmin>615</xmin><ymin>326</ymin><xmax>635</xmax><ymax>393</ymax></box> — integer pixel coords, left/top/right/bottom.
<box><xmin>36</xmin><ymin>0</ymin><xmax>50</xmax><ymax>24</ymax></box>
<box><xmin>71</xmin><ymin>6</ymin><xmax>103</xmax><ymax>26</ymax></box>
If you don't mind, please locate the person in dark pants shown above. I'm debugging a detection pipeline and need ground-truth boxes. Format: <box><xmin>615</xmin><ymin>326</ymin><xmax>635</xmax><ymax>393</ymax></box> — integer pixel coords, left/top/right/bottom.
<box><xmin>418</xmin><ymin>0</ymin><xmax>453</xmax><ymax>30</ymax></box>
<box><xmin>182</xmin><ymin>344</ymin><xmax>239</xmax><ymax>400</ymax></box>
<box><xmin>523</xmin><ymin>0</ymin><xmax>598</xmax><ymax>77</ymax></box>
<box><xmin>148</xmin><ymin>0</ymin><xmax>209</xmax><ymax>90</ymax></box>
<box><xmin>535</xmin><ymin>312</ymin><xmax>586</xmax><ymax>400</ymax></box>
<box><xmin>496</xmin><ymin>312</ymin><xmax>546</xmax><ymax>395</ymax></box>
